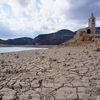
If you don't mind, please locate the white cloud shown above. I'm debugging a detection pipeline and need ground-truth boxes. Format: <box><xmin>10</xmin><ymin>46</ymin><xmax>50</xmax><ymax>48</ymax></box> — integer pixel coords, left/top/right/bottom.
<box><xmin>0</xmin><ymin>0</ymin><xmax>97</xmax><ymax>38</ymax></box>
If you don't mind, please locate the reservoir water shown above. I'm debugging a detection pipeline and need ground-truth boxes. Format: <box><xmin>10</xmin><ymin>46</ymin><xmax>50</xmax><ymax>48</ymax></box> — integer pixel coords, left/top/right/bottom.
<box><xmin>0</xmin><ymin>47</ymin><xmax>47</xmax><ymax>53</ymax></box>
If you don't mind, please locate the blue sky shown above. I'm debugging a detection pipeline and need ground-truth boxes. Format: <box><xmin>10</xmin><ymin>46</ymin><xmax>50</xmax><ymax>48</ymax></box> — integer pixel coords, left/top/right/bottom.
<box><xmin>0</xmin><ymin>0</ymin><xmax>100</xmax><ymax>39</ymax></box>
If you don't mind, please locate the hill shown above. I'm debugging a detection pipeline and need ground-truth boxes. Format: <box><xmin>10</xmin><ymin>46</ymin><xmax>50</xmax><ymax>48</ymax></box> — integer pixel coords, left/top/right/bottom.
<box><xmin>6</xmin><ymin>37</ymin><xmax>33</xmax><ymax>45</ymax></box>
<box><xmin>33</xmin><ymin>29</ymin><xmax>75</xmax><ymax>45</ymax></box>
<box><xmin>0</xmin><ymin>39</ymin><xmax>6</xmax><ymax>44</ymax></box>
<box><xmin>96</xmin><ymin>27</ymin><xmax>100</xmax><ymax>34</ymax></box>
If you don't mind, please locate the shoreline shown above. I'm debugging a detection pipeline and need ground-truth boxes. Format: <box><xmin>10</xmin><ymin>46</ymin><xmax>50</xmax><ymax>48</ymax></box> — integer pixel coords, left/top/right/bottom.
<box><xmin>0</xmin><ymin>44</ymin><xmax>55</xmax><ymax>48</ymax></box>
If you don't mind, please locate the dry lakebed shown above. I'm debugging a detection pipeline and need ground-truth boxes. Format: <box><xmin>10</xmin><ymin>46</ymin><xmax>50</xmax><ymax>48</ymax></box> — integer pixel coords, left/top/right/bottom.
<box><xmin>0</xmin><ymin>43</ymin><xmax>100</xmax><ymax>100</ymax></box>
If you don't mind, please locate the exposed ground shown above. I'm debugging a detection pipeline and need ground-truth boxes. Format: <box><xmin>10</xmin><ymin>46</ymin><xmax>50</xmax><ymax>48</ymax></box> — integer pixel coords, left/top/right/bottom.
<box><xmin>0</xmin><ymin>42</ymin><xmax>100</xmax><ymax>100</ymax></box>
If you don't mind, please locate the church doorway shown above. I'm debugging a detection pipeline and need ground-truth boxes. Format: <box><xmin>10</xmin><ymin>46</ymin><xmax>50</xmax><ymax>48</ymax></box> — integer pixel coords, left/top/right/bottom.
<box><xmin>87</xmin><ymin>29</ymin><xmax>91</xmax><ymax>34</ymax></box>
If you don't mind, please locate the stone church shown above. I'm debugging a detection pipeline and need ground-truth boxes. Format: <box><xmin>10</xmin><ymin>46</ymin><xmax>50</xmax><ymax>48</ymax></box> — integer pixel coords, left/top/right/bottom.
<box><xmin>76</xmin><ymin>13</ymin><xmax>96</xmax><ymax>37</ymax></box>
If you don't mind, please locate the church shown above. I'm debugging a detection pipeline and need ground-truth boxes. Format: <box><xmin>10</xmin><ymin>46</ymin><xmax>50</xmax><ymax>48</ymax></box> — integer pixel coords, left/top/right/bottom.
<box><xmin>76</xmin><ymin>13</ymin><xmax>96</xmax><ymax>37</ymax></box>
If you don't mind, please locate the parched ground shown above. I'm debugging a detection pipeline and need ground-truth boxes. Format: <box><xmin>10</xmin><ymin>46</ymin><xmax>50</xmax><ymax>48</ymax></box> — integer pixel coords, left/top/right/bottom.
<box><xmin>0</xmin><ymin>43</ymin><xmax>100</xmax><ymax>100</ymax></box>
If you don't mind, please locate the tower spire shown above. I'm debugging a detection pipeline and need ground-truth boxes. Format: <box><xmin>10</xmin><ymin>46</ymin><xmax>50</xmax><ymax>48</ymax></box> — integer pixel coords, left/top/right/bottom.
<box><xmin>91</xmin><ymin>12</ymin><xmax>94</xmax><ymax>18</ymax></box>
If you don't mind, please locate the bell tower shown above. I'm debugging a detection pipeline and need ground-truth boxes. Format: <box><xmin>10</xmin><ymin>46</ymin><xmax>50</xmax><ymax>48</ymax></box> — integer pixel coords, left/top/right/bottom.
<box><xmin>88</xmin><ymin>13</ymin><xmax>96</xmax><ymax>34</ymax></box>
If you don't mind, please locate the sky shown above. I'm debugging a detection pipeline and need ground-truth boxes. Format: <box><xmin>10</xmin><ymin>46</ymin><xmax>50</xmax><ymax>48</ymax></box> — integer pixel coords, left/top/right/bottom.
<box><xmin>0</xmin><ymin>0</ymin><xmax>100</xmax><ymax>39</ymax></box>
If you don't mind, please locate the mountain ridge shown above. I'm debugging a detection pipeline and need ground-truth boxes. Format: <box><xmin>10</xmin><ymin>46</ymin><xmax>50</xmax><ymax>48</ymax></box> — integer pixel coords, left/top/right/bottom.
<box><xmin>33</xmin><ymin>29</ymin><xmax>75</xmax><ymax>45</ymax></box>
<box><xmin>0</xmin><ymin>27</ymin><xmax>100</xmax><ymax>45</ymax></box>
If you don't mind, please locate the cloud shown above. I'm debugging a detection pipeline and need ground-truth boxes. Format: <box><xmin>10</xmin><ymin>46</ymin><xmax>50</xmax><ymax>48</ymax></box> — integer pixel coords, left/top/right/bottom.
<box><xmin>0</xmin><ymin>23</ymin><xmax>15</xmax><ymax>39</ymax></box>
<box><xmin>2</xmin><ymin>4</ymin><xmax>12</xmax><ymax>13</ymax></box>
<box><xmin>17</xmin><ymin>0</ymin><xmax>31</xmax><ymax>7</ymax></box>
<box><xmin>68</xmin><ymin>0</ymin><xmax>100</xmax><ymax>21</ymax></box>
<box><xmin>0</xmin><ymin>0</ymin><xmax>100</xmax><ymax>39</ymax></box>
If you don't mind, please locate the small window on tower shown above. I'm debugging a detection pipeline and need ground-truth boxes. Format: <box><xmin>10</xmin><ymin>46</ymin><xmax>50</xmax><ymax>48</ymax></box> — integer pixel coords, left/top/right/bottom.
<box><xmin>92</xmin><ymin>19</ymin><xmax>95</xmax><ymax>22</ymax></box>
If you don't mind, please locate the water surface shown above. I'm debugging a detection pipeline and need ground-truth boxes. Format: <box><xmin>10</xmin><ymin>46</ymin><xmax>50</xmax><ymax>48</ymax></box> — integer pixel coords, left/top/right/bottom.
<box><xmin>0</xmin><ymin>47</ymin><xmax>47</xmax><ymax>53</ymax></box>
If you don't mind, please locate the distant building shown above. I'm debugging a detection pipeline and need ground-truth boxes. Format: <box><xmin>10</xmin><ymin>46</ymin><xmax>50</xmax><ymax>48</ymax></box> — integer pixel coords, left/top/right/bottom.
<box><xmin>76</xmin><ymin>13</ymin><xmax>96</xmax><ymax>37</ymax></box>
<box><xmin>88</xmin><ymin>13</ymin><xmax>96</xmax><ymax>34</ymax></box>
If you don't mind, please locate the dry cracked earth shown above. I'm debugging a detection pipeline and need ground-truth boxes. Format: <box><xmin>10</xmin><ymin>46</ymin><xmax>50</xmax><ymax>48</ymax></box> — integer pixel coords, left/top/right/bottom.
<box><xmin>0</xmin><ymin>44</ymin><xmax>100</xmax><ymax>100</ymax></box>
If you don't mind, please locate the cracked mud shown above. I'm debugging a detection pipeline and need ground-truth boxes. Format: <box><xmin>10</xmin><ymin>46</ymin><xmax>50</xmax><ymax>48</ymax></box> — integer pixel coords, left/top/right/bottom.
<box><xmin>0</xmin><ymin>44</ymin><xmax>100</xmax><ymax>100</ymax></box>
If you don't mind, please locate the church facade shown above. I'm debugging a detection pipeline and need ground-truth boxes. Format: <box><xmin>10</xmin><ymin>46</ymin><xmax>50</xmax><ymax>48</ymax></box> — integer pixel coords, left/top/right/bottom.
<box><xmin>76</xmin><ymin>13</ymin><xmax>96</xmax><ymax>37</ymax></box>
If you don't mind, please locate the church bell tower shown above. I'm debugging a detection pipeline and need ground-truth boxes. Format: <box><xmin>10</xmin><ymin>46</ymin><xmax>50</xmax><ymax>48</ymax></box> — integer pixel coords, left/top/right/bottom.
<box><xmin>88</xmin><ymin>13</ymin><xmax>96</xmax><ymax>34</ymax></box>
